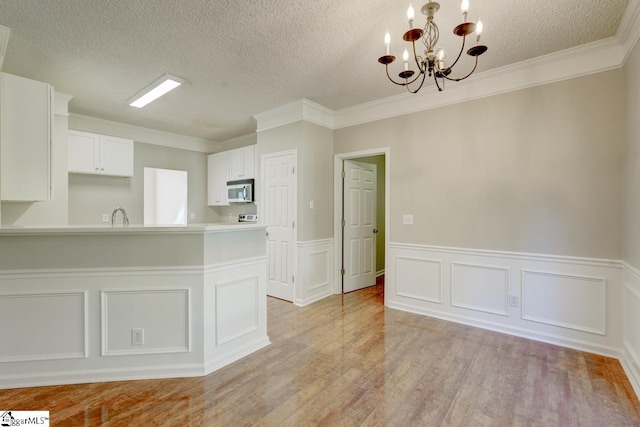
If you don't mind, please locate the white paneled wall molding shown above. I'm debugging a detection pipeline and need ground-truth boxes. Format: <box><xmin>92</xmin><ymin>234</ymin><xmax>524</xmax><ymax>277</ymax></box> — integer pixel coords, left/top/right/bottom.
<box><xmin>622</xmin><ymin>262</ymin><xmax>640</xmax><ymax>399</ymax></box>
<box><xmin>387</xmin><ymin>242</ymin><xmax>623</xmax><ymax>354</ymax></box>
<box><xmin>0</xmin><ymin>225</ymin><xmax>269</xmax><ymax>390</ymax></box>
<box><xmin>295</xmin><ymin>239</ymin><xmax>334</xmax><ymax>306</ymax></box>
<box><xmin>0</xmin><ymin>256</ymin><xmax>268</xmax><ymax>389</ymax></box>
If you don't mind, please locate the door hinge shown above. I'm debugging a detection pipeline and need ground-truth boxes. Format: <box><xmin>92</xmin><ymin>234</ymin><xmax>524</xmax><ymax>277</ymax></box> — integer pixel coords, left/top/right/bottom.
<box><xmin>341</xmin><ymin>170</ymin><xmax>346</xmax><ymax>178</ymax></box>
<box><xmin>292</xmin><ymin>167</ymin><xmax>296</xmax><ymax>174</ymax></box>
<box><xmin>292</xmin><ymin>221</ymin><xmax>295</xmax><ymax>228</ymax></box>
<box><xmin>292</xmin><ymin>275</ymin><xmax>295</xmax><ymax>283</ymax></box>
<box><xmin>341</xmin><ymin>219</ymin><xmax>345</xmax><ymax>227</ymax></box>
<box><xmin>340</xmin><ymin>268</ymin><xmax>345</xmax><ymax>276</ymax></box>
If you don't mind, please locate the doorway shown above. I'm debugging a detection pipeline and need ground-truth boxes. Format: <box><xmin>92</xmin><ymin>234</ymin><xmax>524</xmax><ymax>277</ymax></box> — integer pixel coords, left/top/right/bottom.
<box><xmin>262</xmin><ymin>150</ymin><xmax>297</xmax><ymax>302</ymax></box>
<box><xmin>333</xmin><ymin>148</ymin><xmax>389</xmax><ymax>301</ymax></box>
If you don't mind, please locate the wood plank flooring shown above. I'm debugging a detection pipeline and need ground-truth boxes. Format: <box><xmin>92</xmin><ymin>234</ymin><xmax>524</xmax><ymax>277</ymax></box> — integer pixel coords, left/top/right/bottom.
<box><xmin>1</xmin><ymin>281</ymin><xmax>639</xmax><ymax>426</ymax></box>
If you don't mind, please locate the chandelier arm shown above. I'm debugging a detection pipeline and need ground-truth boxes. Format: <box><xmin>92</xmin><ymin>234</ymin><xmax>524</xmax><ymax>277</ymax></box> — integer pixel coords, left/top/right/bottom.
<box><xmin>406</xmin><ymin>70</ymin><xmax>428</xmax><ymax>94</ymax></box>
<box><xmin>441</xmin><ymin>55</ymin><xmax>479</xmax><ymax>82</ymax></box>
<box><xmin>412</xmin><ymin>41</ymin><xmax>424</xmax><ymax>72</ymax></box>
<box><xmin>442</xmin><ymin>35</ymin><xmax>468</xmax><ymax>73</ymax></box>
<box><xmin>433</xmin><ymin>73</ymin><xmax>444</xmax><ymax>91</ymax></box>
<box><xmin>385</xmin><ymin>64</ymin><xmax>423</xmax><ymax>87</ymax></box>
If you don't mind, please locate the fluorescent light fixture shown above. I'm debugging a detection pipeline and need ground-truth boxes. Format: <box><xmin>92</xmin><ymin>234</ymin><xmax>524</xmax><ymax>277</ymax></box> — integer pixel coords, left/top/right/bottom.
<box><xmin>128</xmin><ymin>73</ymin><xmax>185</xmax><ymax>108</ymax></box>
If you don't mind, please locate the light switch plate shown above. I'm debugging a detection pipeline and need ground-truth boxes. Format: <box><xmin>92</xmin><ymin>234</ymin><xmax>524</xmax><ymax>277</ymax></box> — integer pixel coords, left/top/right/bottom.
<box><xmin>403</xmin><ymin>214</ymin><xmax>413</xmax><ymax>225</ymax></box>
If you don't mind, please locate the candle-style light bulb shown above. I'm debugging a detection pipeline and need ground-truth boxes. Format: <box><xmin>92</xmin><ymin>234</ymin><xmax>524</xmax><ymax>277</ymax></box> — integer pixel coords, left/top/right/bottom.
<box><xmin>436</xmin><ymin>48</ymin><xmax>446</xmax><ymax>70</ymax></box>
<box><xmin>407</xmin><ymin>4</ymin><xmax>415</xmax><ymax>28</ymax></box>
<box><xmin>403</xmin><ymin>48</ymin><xmax>409</xmax><ymax>71</ymax></box>
<box><xmin>384</xmin><ymin>31</ymin><xmax>391</xmax><ymax>55</ymax></box>
<box><xmin>461</xmin><ymin>0</ymin><xmax>469</xmax><ymax>21</ymax></box>
<box><xmin>476</xmin><ymin>19</ymin><xmax>483</xmax><ymax>42</ymax></box>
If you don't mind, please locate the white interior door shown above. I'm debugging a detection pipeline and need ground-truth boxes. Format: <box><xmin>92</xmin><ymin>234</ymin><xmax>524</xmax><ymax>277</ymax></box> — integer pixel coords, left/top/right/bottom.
<box><xmin>343</xmin><ymin>160</ymin><xmax>377</xmax><ymax>293</ymax></box>
<box><xmin>263</xmin><ymin>151</ymin><xmax>296</xmax><ymax>302</ymax></box>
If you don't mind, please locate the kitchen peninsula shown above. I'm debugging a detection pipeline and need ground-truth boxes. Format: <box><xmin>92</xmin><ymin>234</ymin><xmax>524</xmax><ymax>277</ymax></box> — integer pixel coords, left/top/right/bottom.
<box><xmin>0</xmin><ymin>223</ymin><xmax>268</xmax><ymax>389</ymax></box>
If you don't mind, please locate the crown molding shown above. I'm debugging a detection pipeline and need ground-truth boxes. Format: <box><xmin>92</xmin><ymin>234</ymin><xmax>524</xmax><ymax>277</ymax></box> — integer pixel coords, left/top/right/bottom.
<box><xmin>68</xmin><ymin>114</ymin><xmax>220</xmax><ymax>153</ymax></box>
<box><xmin>53</xmin><ymin>92</ymin><xmax>73</xmax><ymax>116</ymax></box>
<box><xmin>618</xmin><ymin>0</ymin><xmax>640</xmax><ymax>63</ymax></box>
<box><xmin>333</xmin><ymin>1</ymin><xmax>640</xmax><ymax>129</ymax></box>
<box><xmin>254</xmin><ymin>1</ymin><xmax>640</xmax><ymax>135</ymax></box>
<box><xmin>333</xmin><ymin>36</ymin><xmax>625</xmax><ymax>129</ymax></box>
<box><xmin>254</xmin><ymin>98</ymin><xmax>334</xmax><ymax>133</ymax></box>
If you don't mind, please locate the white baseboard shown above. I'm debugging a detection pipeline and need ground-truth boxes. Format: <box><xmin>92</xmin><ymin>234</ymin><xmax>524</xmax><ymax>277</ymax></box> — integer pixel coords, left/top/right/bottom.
<box><xmin>0</xmin><ymin>363</ymin><xmax>205</xmax><ymax>390</ymax></box>
<box><xmin>621</xmin><ymin>341</ymin><xmax>640</xmax><ymax>400</ymax></box>
<box><xmin>205</xmin><ymin>337</ymin><xmax>271</xmax><ymax>375</ymax></box>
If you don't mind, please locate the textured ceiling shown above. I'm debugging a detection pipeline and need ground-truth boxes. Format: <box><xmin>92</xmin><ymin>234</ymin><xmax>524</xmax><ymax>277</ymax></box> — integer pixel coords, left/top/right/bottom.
<box><xmin>0</xmin><ymin>0</ymin><xmax>629</xmax><ymax>142</ymax></box>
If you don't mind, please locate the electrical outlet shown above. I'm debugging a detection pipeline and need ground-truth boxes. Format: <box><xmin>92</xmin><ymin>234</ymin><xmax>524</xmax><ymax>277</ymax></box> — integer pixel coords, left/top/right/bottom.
<box><xmin>190</xmin><ymin>212</ymin><xmax>195</xmax><ymax>220</ymax></box>
<box><xmin>403</xmin><ymin>214</ymin><xmax>414</xmax><ymax>225</ymax></box>
<box><xmin>102</xmin><ymin>214</ymin><xmax>109</xmax><ymax>223</ymax></box>
<box><xmin>132</xmin><ymin>328</ymin><xmax>144</xmax><ymax>346</ymax></box>
<box><xmin>509</xmin><ymin>294</ymin><xmax>520</xmax><ymax>308</ymax></box>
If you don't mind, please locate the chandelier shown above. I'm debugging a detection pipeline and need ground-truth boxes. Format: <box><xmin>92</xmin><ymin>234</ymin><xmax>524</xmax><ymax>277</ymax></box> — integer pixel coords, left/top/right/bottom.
<box><xmin>378</xmin><ymin>0</ymin><xmax>487</xmax><ymax>93</ymax></box>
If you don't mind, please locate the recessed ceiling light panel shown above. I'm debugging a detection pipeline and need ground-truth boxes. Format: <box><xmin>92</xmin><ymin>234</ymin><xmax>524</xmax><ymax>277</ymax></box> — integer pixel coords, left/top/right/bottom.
<box><xmin>128</xmin><ymin>73</ymin><xmax>185</xmax><ymax>108</ymax></box>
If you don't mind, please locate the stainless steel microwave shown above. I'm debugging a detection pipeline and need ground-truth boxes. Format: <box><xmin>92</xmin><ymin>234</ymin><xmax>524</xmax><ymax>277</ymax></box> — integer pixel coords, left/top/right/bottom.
<box><xmin>227</xmin><ymin>179</ymin><xmax>254</xmax><ymax>203</ymax></box>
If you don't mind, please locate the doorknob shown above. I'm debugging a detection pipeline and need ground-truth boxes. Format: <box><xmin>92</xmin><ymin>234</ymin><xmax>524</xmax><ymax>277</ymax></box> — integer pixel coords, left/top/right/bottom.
<box><xmin>373</xmin><ymin>228</ymin><xmax>379</xmax><ymax>234</ymax></box>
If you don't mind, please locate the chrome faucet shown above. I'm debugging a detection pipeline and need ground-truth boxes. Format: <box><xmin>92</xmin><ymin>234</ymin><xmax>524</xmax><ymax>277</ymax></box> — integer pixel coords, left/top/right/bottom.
<box><xmin>111</xmin><ymin>207</ymin><xmax>129</xmax><ymax>227</ymax></box>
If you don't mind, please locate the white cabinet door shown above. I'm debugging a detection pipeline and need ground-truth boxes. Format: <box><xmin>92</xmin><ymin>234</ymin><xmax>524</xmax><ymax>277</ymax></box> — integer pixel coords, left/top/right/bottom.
<box><xmin>0</xmin><ymin>73</ymin><xmax>52</xmax><ymax>202</ymax></box>
<box><xmin>68</xmin><ymin>130</ymin><xmax>99</xmax><ymax>174</ymax></box>
<box><xmin>99</xmin><ymin>135</ymin><xmax>134</xmax><ymax>177</ymax></box>
<box><xmin>68</xmin><ymin>130</ymin><xmax>133</xmax><ymax>177</ymax></box>
<box><xmin>207</xmin><ymin>151</ymin><xmax>230</xmax><ymax>206</ymax></box>
<box><xmin>229</xmin><ymin>145</ymin><xmax>255</xmax><ymax>180</ymax></box>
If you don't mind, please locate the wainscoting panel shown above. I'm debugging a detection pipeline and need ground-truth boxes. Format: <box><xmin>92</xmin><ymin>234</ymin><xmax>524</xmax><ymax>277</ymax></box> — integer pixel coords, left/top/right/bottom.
<box><xmin>296</xmin><ymin>239</ymin><xmax>334</xmax><ymax>306</ymax></box>
<box><xmin>396</xmin><ymin>256</ymin><xmax>442</xmax><ymax>303</ymax></box>
<box><xmin>0</xmin><ymin>291</ymin><xmax>87</xmax><ymax>362</ymax></box>
<box><xmin>102</xmin><ymin>289</ymin><xmax>190</xmax><ymax>356</ymax></box>
<box><xmin>522</xmin><ymin>270</ymin><xmax>606</xmax><ymax>335</ymax></box>
<box><xmin>216</xmin><ymin>277</ymin><xmax>259</xmax><ymax>345</ymax></box>
<box><xmin>387</xmin><ymin>242</ymin><xmax>623</xmax><ymax>359</ymax></box>
<box><xmin>204</xmin><ymin>257</ymin><xmax>269</xmax><ymax>375</ymax></box>
<box><xmin>622</xmin><ymin>263</ymin><xmax>640</xmax><ymax>400</ymax></box>
<box><xmin>451</xmin><ymin>263</ymin><xmax>509</xmax><ymax>316</ymax></box>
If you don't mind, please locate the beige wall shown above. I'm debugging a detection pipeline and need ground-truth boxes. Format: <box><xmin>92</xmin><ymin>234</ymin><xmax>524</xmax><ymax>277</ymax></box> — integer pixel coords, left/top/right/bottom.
<box><xmin>299</xmin><ymin>122</ymin><xmax>334</xmax><ymax>241</ymax></box>
<box><xmin>624</xmin><ymin>40</ymin><xmax>640</xmax><ymax>268</ymax></box>
<box><xmin>69</xmin><ymin>142</ymin><xmax>219</xmax><ymax>225</ymax></box>
<box><xmin>256</xmin><ymin>121</ymin><xmax>334</xmax><ymax>241</ymax></box>
<box><xmin>335</xmin><ymin>70</ymin><xmax>624</xmax><ymax>259</ymax></box>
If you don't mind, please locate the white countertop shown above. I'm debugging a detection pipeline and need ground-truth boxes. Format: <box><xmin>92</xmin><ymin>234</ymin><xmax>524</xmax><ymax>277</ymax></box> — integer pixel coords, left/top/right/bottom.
<box><xmin>0</xmin><ymin>222</ymin><xmax>266</xmax><ymax>236</ymax></box>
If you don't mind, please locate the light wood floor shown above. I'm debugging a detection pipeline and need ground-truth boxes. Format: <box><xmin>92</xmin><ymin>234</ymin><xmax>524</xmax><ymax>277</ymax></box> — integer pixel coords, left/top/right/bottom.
<box><xmin>1</xmin><ymin>281</ymin><xmax>639</xmax><ymax>426</ymax></box>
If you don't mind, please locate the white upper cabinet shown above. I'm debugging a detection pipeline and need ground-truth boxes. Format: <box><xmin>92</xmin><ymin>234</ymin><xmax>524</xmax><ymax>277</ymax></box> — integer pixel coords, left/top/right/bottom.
<box><xmin>229</xmin><ymin>145</ymin><xmax>255</xmax><ymax>180</ymax></box>
<box><xmin>0</xmin><ymin>72</ymin><xmax>53</xmax><ymax>202</ymax></box>
<box><xmin>68</xmin><ymin>130</ymin><xmax>134</xmax><ymax>177</ymax></box>
<box><xmin>207</xmin><ymin>151</ymin><xmax>230</xmax><ymax>206</ymax></box>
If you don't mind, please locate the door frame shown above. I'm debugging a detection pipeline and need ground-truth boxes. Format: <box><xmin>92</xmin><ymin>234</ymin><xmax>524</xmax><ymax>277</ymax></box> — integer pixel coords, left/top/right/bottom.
<box><xmin>260</xmin><ymin>149</ymin><xmax>298</xmax><ymax>302</ymax></box>
<box><xmin>333</xmin><ymin>147</ymin><xmax>390</xmax><ymax>302</ymax></box>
